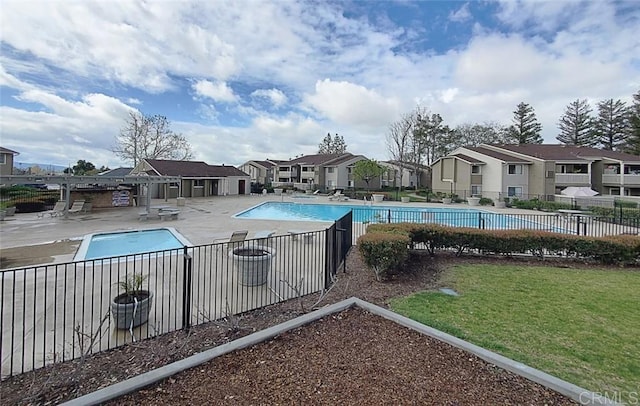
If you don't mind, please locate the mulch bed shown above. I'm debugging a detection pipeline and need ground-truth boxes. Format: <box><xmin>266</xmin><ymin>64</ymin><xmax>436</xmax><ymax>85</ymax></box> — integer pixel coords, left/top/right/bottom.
<box><xmin>0</xmin><ymin>250</ymin><xmax>599</xmax><ymax>405</ymax></box>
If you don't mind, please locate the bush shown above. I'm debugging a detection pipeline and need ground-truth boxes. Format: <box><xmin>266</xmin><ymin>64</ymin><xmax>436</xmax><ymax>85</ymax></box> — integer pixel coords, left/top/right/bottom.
<box><xmin>364</xmin><ymin>223</ymin><xmax>640</xmax><ymax>265</ymax></box>
<box><xmin>479</xmin><ymin>197</ymin><xmax>493</xmax><ymax>206</ymax></box>
<box><xmin>357</xmin><ymin>232</ymin><xmax>410</xmax><ymax>281</ymax></box>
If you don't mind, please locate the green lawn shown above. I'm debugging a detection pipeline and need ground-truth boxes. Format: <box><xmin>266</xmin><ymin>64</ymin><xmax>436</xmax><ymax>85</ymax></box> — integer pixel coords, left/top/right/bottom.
<box><xmin>390</xmin><ymin>264</ymin><xmax>640</xmax><ymax>402</ymax></box>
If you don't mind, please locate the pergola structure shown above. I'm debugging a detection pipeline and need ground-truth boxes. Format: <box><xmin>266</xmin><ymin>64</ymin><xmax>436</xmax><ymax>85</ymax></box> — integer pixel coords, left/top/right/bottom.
<box><xmin>0</xmin><ymin>175</ymin><xmax>182</xmax><ymax>217</ymax></box>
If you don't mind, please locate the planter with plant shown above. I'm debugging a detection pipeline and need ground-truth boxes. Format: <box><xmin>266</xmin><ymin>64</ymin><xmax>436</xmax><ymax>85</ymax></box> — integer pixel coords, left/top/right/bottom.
<box><xmin>110</xmin><ymin>274</ymin><xmax>154</xmax><ymax>330</ymax></box>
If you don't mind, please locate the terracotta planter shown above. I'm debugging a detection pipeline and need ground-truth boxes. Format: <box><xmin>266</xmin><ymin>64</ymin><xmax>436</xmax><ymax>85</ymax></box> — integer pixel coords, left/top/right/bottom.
<box><xmin>111</xmin><ymin>290</ymin><xmax>154</xmax><ymax>329</ymax></box>
<box><xmin>230</xmin><ymin>246</ymin><xmax>276</xmax><ymax>286</ymax></box>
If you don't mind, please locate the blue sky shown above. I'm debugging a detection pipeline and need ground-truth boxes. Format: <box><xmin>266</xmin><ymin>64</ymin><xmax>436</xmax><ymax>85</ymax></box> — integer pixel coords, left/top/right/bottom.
<box><xmin>1</xmin><ymin>0</ymin><xmax>639</xmax><ymax>168</ymax></box>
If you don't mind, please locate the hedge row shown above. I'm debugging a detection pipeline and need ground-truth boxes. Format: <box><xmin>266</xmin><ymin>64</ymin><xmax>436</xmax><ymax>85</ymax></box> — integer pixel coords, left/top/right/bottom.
<box><xmin>358</xmin><ymin>223</ymin><xmax>640</xmax><ymax>279</ymax></box>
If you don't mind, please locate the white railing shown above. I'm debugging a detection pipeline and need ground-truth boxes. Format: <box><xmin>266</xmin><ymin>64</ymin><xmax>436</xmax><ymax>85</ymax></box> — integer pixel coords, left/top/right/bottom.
<box><xmin>555</xmin><ymin>173</ymin><xmax>590</xmax><ymax>184</ymax></box>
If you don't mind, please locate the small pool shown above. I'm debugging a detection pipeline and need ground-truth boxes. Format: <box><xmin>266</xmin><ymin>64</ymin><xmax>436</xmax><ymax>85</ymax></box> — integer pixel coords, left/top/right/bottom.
<box><xmin>74</xmin><ymin>228</ymin><xmax>192</xmax><ymax>261</ymax></box>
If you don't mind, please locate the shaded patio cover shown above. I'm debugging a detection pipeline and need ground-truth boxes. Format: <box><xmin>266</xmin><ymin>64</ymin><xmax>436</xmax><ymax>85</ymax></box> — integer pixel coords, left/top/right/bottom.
<box><xmin>560</xmin><ymin>186</ymin><xmax>599</xmax><ymax>197</ymax></box>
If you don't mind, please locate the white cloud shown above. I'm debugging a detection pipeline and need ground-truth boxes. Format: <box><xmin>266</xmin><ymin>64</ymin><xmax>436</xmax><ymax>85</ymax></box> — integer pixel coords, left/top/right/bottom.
<box><xmin>250</xmin><ymin>88</ymin><xmax>288</xmax><ymax>108</ymax></box>
<box><xmin>192</xmin><ymin>80</ymin><xmax>237</xmax><ymax>103</ymax></box>
<box><xmin>449</xmin><ymin>3</ymin><xmax>472</xmax><ymax>23</ymax></box>
<box><xmin>303</xmin><ymin>79</ymin><xmax>401</xmax><ymax>130</ymax></box>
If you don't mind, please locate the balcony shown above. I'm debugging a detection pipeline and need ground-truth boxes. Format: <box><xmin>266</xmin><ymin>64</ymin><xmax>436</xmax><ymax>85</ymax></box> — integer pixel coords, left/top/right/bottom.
<box><xmin>603</xmin><ymin>174</ymin><xmax>640</xmax><ymax>186</ymax></box>
<box><xmin>555</xmin><ymin>173</ymin><xmax>590</xmax><ymax>185</ymax></box>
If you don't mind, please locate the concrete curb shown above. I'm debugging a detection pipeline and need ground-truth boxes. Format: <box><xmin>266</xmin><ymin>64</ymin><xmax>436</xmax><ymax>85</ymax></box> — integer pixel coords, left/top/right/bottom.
<box><xmin>63</xmin><ymin>297</ymin><xmax>616</xmax><ymax>406</ymax></box>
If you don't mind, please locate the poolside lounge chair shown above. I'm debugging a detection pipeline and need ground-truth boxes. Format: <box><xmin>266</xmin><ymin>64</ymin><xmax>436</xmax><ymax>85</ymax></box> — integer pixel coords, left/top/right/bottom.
<box><xmin>38</xmin><ymin>201</ymin><xmax>67</xmax><ymax>218</ymax></box>
<box><xmin>327</xmin><ymin>190</ymin><xmax>343</xmax><ymax>201</ymax></box>
<box><xmin>214</xmin><ymin>230</ymin><xmax>248</xmax><ymax>251</ymax></box>
<box><xmin>68</xmin><ymin>200</ymin><xmax>86</xmax><ymax>214</ymax></box>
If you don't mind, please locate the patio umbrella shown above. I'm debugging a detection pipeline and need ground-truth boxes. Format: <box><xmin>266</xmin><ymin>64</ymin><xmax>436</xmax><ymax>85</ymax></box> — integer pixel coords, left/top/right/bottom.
<box><xmin>560</xmin><ymin>186</ymin><xmax>599</xmax><ymax>197</ymax></box>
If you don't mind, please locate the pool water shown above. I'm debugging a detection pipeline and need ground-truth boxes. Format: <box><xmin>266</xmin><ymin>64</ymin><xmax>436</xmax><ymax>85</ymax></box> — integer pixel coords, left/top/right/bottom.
<box><xmin>235</xmin><ymin>202</ymin><xmax>566</xmax><ymax>232</ymax></box>
<box><xmin>75</xmin><ymin>228</ymin><xmax>191</xmax><ymax>261</ymax></box>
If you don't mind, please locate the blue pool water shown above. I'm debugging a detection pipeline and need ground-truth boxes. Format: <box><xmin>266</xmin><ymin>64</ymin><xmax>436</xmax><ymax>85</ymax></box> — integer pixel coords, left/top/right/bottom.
<box><xmin>235</xmin><ymin>202</ymin><xmax>566</xmax><ymax>232</ymax></box>
<box><xmin>75</xmin><ymin>228</ymin><xmax>191</xmax><ymax>261</ymax></box>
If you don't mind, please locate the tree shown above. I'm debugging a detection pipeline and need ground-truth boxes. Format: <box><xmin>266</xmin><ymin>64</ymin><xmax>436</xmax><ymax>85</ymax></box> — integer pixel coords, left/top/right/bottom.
<box><xmin>114</xmin><ymin>112</ymin><xmax>193</xmax><ymax>166</ymax></box>
<box><xmin>556</xmin><ymin>99</ymin><xmax>594</xmax><ymax>146</ymax></box>
<box><xmin>386</xmin><ymin>113</ymin><xmax>413</xmax><ymax>189</ymax></box>
<box><xmin>352</xmin><ymin>159</ymin><xmax>384</xmax><ymax>192</ymax></box>
<box><xmin>317</xmin><ymin>133</ymin><xmax>347</xmax><ymax>154</ymax></box>
<box><xmin>450</xmin><ymin>122</ymin><xmax>510</xmax><ymax>150</ymax></box>
<box><xmin>593</xmin><ymin>98</ymin><xmax>628</xmax><ymax>151</ymax></box>
<box><xmin>506</xmin><ymin>102</ymin><xmax>543</xmax><ymax>144</ymax></box>
<box><xmin>67</xmin><ymin>160</ymin><xmax>97</xmax><ymax>175</ymax></box>
<box><xmin>624</xmin><ymin>90</ymin><xmax>640</xmax><ymax>155</ymax></box>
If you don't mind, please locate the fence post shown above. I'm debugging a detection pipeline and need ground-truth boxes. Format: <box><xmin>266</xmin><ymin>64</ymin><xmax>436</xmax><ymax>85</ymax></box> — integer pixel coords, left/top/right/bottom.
<box><xmin>182</xmin><ymin>247</ymin><xmax>192</xmax><ymax>331</ymax></box>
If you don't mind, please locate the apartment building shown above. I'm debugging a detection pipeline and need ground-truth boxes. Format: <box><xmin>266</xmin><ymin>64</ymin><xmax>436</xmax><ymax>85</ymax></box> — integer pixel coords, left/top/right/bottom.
<box><xmin>0</xmin><ymin>147</ymin><xmax>18</xmax><ymax>176</ymax></box>
<box><xmin>237</xmin><ymin>160</ymin><xmax>279</xmax><ymax>185</ymax></box>
<box><xmin>380</xmin><ymin>160</ymin><xmax>431</xmax><ymax>189</ymax></box>
<box><xmin>431</xmin><ymin>144</ymin><xmax>640</xmax><ymax>199</ymax></box>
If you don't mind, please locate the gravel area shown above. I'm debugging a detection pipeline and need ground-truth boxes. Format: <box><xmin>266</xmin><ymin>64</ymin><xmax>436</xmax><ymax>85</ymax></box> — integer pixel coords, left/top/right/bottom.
<box><xmin>0</xmin><ymin>250</ymin><xmax>586</xmax><ymax>405</ymax></box>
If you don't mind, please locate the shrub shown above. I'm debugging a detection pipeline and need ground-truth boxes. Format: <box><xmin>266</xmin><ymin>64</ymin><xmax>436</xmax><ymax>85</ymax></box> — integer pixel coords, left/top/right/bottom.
<box><xmin>15</xmin><ymin>202</ymin><xmax>46</xmax><ymax>213</ymax></box>
<box><xmin>357</xmin><ymin>232</ymin><xmax>410</xmax><ymax>281</ymax></box>
<box><xmin>479</xmin><ymin>197</ymin><xmax>493</xmax><ymax>206</ymax></box>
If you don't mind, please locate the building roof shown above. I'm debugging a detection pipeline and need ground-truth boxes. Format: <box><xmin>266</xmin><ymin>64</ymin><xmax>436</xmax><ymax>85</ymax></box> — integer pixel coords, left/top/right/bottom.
<box><xmin>144</xmin><ymin>159</ymin><xmax>249</xmax><ymax>177</ymax></box>
<box><xmin>288</xmin><ymin>153</ymin><xmax>354</xmax><ymax>166</ymax></box>
<box><xmin>491</xmin><ymin>144</ymin><xmax>640</xmax><ymax>162</ymax></box>
<box><xmin>99</xmin><ymin>167</ymin><xmax>133</xmax><ymax>176</ymax></box>
<box><xmin>465</xmin><ymin>146</ymin><xmax>531</xmax><ymax>163</ymax></box>
<box><xmin>253</xmin><ymin>160</ymin><xmax>277</xmax><ymax>168</ymax></box>
<box><xmin>451</xmin><ymin>154</ymin><xmax>485</xmax><ymax>164</ymax></box>
<box><xmin>0</xmin><ymin>147</ymin><xmax>19</xmax><ymax>155</ymax></box>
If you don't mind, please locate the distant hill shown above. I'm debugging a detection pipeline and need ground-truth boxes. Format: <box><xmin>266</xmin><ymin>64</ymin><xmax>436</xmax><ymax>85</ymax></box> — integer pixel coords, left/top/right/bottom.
<box><xmin>13</xmin><ymin>162</ymin><xmax>68</xmax><ymax>173</ymax></box>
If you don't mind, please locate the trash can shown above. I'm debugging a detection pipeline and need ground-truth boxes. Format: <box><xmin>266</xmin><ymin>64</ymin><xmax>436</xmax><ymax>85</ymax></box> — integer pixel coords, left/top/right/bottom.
<box><xmin>176</xmin><ymin>197</ymin><xmax>186</xmax><ymax>206</ymax></box>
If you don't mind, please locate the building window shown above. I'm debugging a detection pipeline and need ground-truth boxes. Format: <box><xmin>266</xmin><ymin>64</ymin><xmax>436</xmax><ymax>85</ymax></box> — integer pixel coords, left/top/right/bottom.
<box><xmin>194</xmin><ymin>180</ymin><xmax>204</xmax><ymax>187</ymax></box>
<box><xmin>471</xmin><ymin>185</ymin><xmax>482</xmax><ymax>196</ymax></box>
<box><xmin>471</xmin><ymin>165</ymin><xmax>480</xmax><ymax>174</ymax></box>
<box><xmin>279</xmin><ymin>166</ymin><xmax>289</xmax><ymax>172</ymax></box>
<box><xmin>327</xmin><ymin>167</ymin><xmax>334</xmax><ymax>174</ymax></box>
<box><xmin>507</xmin><ymin>186</ymin><xmax>522</xmax><ymax>197</ymax></box>
<box><xmin>0</xmin><ymin>154</ymin><xmax>6</xmax><ymax>165</ymax></box>
<box><xmin>508</xmin><ymin>164</ymin><xmax>523</xmax><ymax>175</ymax></box>
<box><xmin>327</xmin><ymin>180</ymin><xmax>335</xmax><ymax>187</ymax></box>
<box><xmin>348</xmin><ymin>180</ymin><xmax>354</xmax><ymax>187</ymax></box>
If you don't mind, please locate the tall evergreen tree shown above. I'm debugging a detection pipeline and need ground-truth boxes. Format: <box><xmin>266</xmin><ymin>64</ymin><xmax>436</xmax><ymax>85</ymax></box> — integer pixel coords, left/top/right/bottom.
<box><xmin>593</xmin><ymin>98</ymin><xmax>628</xmax><ymax>151</ymax></box>
<box><xmin>625</xmin><ymin>90</ymin><xmax>640</xmax><ymax>155</ymax></box>
<box><xmin>450</xmin><ymin>122</ymin><xmax>510</xmax><ymax>150</ymax></box>
<box><xmin>556</xmin><ymin>99</ymin><xmax>594</xmax><ymax>146</ymax></box>
<box><xmin>506</xmin><ymin>102</ymin><xmax>543</xmax><ymax>144</ymax></box>
<box><xmin>317</xmin><ymin>133</ymin><xmax>347</xmax><ymax>154</ymax></box>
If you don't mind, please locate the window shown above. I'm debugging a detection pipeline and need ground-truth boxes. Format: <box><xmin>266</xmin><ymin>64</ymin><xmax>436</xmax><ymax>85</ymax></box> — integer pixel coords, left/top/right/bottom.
<box><xmin>348</xmin><ymin>180</ymin><xmax>354</xmax><ymax>187</ymax></box>
<box><xmin>194</xmin><ymin>180</ymin><xmax>204</xmax><ymax>187</ymax></box>
<box><xmin>471</xmin><ymin>165</ymin><xmax>480</xmax><ymax>174</ymax></box>
<box><xmin>279</xmin><ymin>166</ymin><xmax>289</xmax><ymax>172</ymax></box>
<box><xmin>508</xmin><ymin>165</ymin><xmax>523</xmax><ymax>175</ymax></box>
<box><xmin>327</xmin><ymin>167</ymin><xmax>335</xmax><ymax>174</ymax></box>
<box><xmin>327</xmin><ymin>180</ymin><xmax>335</xmax><ymax>187</ymax></box>
<box><xmin>0</xmin><ymin>154</ymin><xmax>5</xmax><ymax>165</ymax></box>
<box><xmin>507</xmin><ymin>187</ymin><xmax>522</xmax><ymax>197</ymax></box>
<box><xmin>471</xmin><ymin>185</ymin><xmax>482</xmax><ymax>196</ymax></box>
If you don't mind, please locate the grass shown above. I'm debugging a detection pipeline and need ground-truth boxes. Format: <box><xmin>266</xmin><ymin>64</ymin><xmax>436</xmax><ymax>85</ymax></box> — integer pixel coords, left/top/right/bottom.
<box><xmin>390</xmin><ymin>264</ymin><xmax>640</xmax><ymax>403</ymax></box>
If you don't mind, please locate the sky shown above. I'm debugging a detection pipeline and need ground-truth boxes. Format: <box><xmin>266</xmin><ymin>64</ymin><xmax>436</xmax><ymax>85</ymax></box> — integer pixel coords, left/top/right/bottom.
<box><xmin>1</xmin><ymin>0</ymin><xmax>639</xmax><ymax>169</ymax></box>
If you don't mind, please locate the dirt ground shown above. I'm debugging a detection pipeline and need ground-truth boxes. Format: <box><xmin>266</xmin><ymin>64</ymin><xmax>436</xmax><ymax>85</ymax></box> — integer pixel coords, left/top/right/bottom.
<box><xmin>0</xmin><ymin>250</ymin><xmax>593</xmax><ymax>405</ymax></box>
<box><xmin>0</xmin><ymin>240</ymin><xmax>79</xmax><ymax>269</ymax></box>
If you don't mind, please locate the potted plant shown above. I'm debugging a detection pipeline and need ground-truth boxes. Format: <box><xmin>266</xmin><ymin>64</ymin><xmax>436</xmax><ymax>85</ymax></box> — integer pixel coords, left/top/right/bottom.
<box><xmin>111</xmin><ymin>273</ymin><xmax>154</xmax><ymax>330</ymax></box>
<box><xmin>494</xmin><ymin>195</ymin><xmax>507</xmax><ymax>208</ymax></box>
<box><xmin>442</xmin><ymin>194</ymin><xmax>453</xmax><ymax>204</ymax></box>
<box><xmin>467</xmin><ymin>195</ymin><xmax>481</xmax><ymax>206</ymax></box>
<box><xmin>229</xmin><ymin>246</ymin><xmax>276</xmax><ymax>286</ymax></box>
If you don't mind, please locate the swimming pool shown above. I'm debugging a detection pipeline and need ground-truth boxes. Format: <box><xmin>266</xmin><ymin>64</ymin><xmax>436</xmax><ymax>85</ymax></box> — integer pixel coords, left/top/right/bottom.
<box><xmin>74</xmin><ymin>228</ymin><xmax>192</xmax><ymax>261</ymax></box>
<box><xmin>235</xmin><ymin>202</ymin><xmax>568</xmax><ymax>232</ymax></box>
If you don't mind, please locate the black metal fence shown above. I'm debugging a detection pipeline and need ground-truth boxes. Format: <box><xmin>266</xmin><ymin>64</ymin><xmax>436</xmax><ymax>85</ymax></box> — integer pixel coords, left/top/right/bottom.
<box><xmin>1</xmin><ymin>213</ymin><xmax>352</xmax><ymax>379</ymax></box>
<box><xmin>351</xmin><ymin>207</ymin><xmax>640</xmax><ymax>241</ymax></box>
